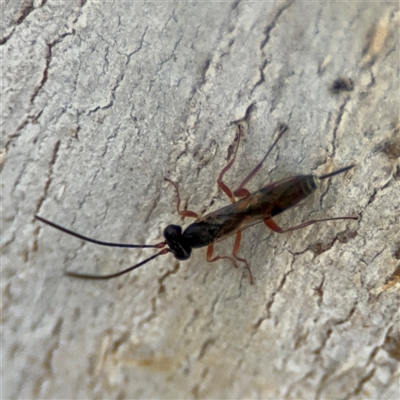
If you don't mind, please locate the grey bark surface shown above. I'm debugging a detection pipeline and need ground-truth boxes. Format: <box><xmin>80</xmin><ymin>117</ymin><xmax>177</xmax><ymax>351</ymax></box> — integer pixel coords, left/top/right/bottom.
<box><xmin>2</xmin><ymin>1</ymin><xmax>400</xmax><ymax>399</ymax></box>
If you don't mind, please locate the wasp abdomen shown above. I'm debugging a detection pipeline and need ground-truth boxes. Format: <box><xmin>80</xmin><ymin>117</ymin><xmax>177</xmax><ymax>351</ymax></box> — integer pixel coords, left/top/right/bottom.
<box><xmin>269</xmin><ymin>175</ymin><xmax>319</xmax><ymax>217</ymax></box>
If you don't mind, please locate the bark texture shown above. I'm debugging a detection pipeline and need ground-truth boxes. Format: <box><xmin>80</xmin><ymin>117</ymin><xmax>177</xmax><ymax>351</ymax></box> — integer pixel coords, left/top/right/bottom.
<box><xmin>2</xmin><ymin>1</ymin><xmax>399</xmax><ymax>399</ymax></box>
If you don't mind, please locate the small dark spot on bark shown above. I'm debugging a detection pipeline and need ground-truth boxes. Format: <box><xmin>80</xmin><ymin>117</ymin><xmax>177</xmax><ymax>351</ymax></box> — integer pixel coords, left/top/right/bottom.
<box><xmin>330</xmin><ymin>77</ymin><xmax>354</xmax><ymax>94</ymax></box>
<box><xmin>23</xmin><ymin>248</ymin><xmax>29</xmax><ymax>262</ymax></box>
<box><xmin>337</xmin><ymin>229</ymin><xmax>358</xmax><ymax>244</ymax></box>
<box><xmin>198</xmin><ymin>338</ymin><xmax>215</xmax><ymax>360</ymax></box>
<box><xmin>52</xmin><ymin>317</ymin><xmax>63</xmax><ymax>336</ymax></box>
<box><xmin>200</xmin><ymin>58</ymin><xmax>211</xmax><ymax>84</ymax></box>
<box><xmin>32</xmin><ymin>226</ymin><xmax>40</xmax><ymax>251</ymax></box>
<box><xmin>383</xmin><ymin>139</ymin><xmax>400</xmax><ymax>159</ymax></box>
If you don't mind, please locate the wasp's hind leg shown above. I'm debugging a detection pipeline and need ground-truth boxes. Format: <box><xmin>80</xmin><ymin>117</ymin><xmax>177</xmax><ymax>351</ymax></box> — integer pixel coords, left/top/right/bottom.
<box><xmin>216</xmin><ymin>125</ymin><xmax>244</xmax><ymax>203</ymax></box>
<box><xmin>233</xmin><ymin>123</ymin><xmax>288</xmax><ymax>198</ymax></box>
<box><xmin>206</xmin><ymin>231</ymin><xmax>254</xmax><ymax>284</ymax></box>
<box><xmin>264</xmin><ymin>216</ymin><xmax>357</xmax><ymax>233</ymax></box>
<box><xmin>231</xmin><ymin>231</ymin><xmax>253</xmax><ymax>284</ymax></box>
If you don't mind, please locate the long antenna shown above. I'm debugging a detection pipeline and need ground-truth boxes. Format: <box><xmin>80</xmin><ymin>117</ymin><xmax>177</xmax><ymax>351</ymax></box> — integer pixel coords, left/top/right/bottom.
<box><xmin>319</xmin><ymin>164</ymin><xmax>355</xmax><ymax>180</ymax></box>
<box><xmin>65</xmin><ymin>248</ymin><xmax>170</xmax><ymax>280</ymax></box>
<box><xmin>35</xmin><ymin>215</ymin><xmax>165</xmax><ymax>249</ymax></box>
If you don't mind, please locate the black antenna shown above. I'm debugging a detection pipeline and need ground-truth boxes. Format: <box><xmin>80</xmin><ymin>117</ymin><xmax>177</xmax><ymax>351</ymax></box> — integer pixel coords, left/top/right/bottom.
<box><xmin>65</xmin><ymin>248</ymin><xmax>170</xmax><ymax>280</ymax></box>
<box><xmin>34</xmin><ymin>215</ymin><xmax>165</xmax><ymax>249</ymax></box>
<box><xmin>35</xmin><ymin>215</ymin><xmax>169</xmax><ymax>280</ymax></box>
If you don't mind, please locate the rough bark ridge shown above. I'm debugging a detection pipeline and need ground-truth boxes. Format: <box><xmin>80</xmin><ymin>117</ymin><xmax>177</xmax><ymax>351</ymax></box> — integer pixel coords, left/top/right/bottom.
<box><xmin>2</xmin><ymin>1</ymin><xmax>399</xmax><ymax>399</ymax></box>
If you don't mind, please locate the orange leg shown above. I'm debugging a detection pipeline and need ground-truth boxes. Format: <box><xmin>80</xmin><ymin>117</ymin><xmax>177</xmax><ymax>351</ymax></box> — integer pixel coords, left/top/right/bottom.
<box><xmin>206</xmin><ymin>243</ymin><xmax>238</xmax><ymax>267</ymax></box>
<box><xmin>206</xmin><ymin>231</ymin><xmax>254</xmax><ymax>284</ymax></box>
<box><xmin>217</xmin><ymin>125</ymin><xmax>243</xmax><ymax>203</ymax></box>
<box><xmin>165</xmin><ymin>178</ymin><xmax>199</xmax><ymax>219</ymax></box>
<box><xmin>232</xmin><ymin>231</ymin><xmax>253</xmax><ymax>284</ymax></box>
<box><xmin>233</xmin><ymin>124</ymin><xmax>288</xmax><ymax>198</ymax></box>
<box><xmin>264</xmin><ymin>216</ymin><xmax>357</xmax><ymax>233</ymax></box>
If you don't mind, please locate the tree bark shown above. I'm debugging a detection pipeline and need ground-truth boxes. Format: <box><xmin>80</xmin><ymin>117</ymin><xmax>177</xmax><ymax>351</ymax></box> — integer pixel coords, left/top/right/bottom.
<box><xmin>2</xmin><ymin>1</ymin><xmax>399</xmax><ymax>399</ymax></box>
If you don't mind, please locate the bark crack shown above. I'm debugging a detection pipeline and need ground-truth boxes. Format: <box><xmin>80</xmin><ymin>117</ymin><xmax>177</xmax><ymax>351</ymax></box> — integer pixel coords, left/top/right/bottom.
<box><xmin>30</xmin><ymin>31</ymin><xmax>75</xmax><ymax>104</ymax></box>
<box><xmin>34</xmin><ymin>140</ymin><xmax>61</xmax><ymax>215</ymax></box>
